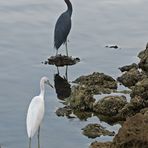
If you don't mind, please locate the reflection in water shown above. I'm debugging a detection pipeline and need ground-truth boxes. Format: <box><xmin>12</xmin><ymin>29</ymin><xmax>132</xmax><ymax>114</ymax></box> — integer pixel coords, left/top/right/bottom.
<box><xmin>54</xmin><ymin>66</ymin><xmax>71</xmax><ymax>100</ymax></box>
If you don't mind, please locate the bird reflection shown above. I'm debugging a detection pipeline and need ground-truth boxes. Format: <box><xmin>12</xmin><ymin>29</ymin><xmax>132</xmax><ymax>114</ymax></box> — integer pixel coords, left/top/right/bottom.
<box><xmin>54</xmin><ymin>66</ymin><xmax>71</xmax><ymax>100</ymax></box>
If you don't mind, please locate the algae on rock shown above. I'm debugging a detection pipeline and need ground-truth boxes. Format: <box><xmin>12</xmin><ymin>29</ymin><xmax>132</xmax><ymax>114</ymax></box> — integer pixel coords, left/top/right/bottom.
<box><xmin>93</xmin><ymin>95</ymin><xmax>127</xmax><ymax>116</ymax></box>
<box><xmin>73</xmin><ymin>72</ymin><xmax>117</xmax><ymax>94</ymax></box>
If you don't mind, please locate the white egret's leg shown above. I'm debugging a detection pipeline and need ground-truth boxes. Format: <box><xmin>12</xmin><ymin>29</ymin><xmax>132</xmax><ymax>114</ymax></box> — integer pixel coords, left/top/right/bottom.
<box><xmin>65</xmin><ymin>40</ymin><xmax>68</xmax><ymax>56</ymax></box>
<box><xmin>29</xmin><ymin>138</ymin><xmax>31</xmax><ymax>148</ymax></box>
<box><xmin>38</xmin><ymin>126</ymin><xmax>40</xmax><ymax>148</ymax></box>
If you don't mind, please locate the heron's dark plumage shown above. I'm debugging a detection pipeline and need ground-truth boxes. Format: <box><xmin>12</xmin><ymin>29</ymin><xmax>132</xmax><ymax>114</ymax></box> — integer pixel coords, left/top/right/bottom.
<box><xmin>54</xmin><ymin>0</ymin><xmax>72</xmax><ymax>50</ymax></box>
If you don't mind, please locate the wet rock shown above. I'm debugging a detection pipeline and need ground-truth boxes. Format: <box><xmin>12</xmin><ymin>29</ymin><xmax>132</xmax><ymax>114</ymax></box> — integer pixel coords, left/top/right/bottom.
<box><xmin>105</xmin><ymin>45</ymin><xmax>119</xmax><ymax>49</ymax></box>
<box><xmin>119</xmin><ymin>63</ymin><xmax>138</xmax><ymax>72</ymax></box>
<box><xmin>140</xmin><ymin>107</ymin><xmax>148</xmax><ymax>114</ymax></box>
<box><xmin>93</xmin><ymin>95</ymin><xmax>127</xmax><ymax>116</ymax></box>
<box><xmin>54</xmin><ymin>74</ymin><xmax>71</xmax><ymax>100</ymax></box>
<box><xmin>89</xmin><ymin>141</ymin><xmax>112</xmax><ymax>148</ymax></box>
<box><xmin>117</xmin><ymin>96</ymin><xmax>148</xmax><ymax>120</ymax></box>
<box><xmin>94</xmin><ymin>113</ymin><xmax>124</xmax><ymax>125</ymax></box>
<box><xmin>68</xmin><ymin>85</ymin><xmax>95</xmax><ymax>111</ymax></box>
<box><xmin>44</xmin><ymin>54</ymin><xmax>80</xmax><ymax>66</ymax></box>
<box><xmin>90</xmin><ymin>113</ymin><xmax>148</xmax><ymax>148</ymax></box>
<box><xmin>111</xmin><ymin>113</ymin><xmax>148</xmax><ymax>148</ymax></box>
<box><xmin>130</xmin><ymin>78</ymin><xmax>148</xmax><ymax>100</ymax></box>
<box><xmin>55</xmin><ymin>106</ymin><xmax>72</xmax><ymax>117</ymax></box>
<box><xmin>138</xmin><ymin>43</ymin><xmax>148</xmax><ymax>73</ymax></box>
<box><xmin>113</xmin><ymin>89</ymin><xmax>131</xmax><ymax>94</ymax></box>
<box><xmin>117</xmin><ymin>68</ymin><xmax>146</xmax><ymax>88</ymax></box>
<box><xmin>82</xmin><ymin>123</ymin><xmax>115</xmax><ymax>138</ymax></box>
<box><xmin>73</xmin><ymin>110</ymin><xmax>92</xmax><ymax>121</ymax></box>
<box><xmin>73</xmin><ymin>72</ymin><xmax>117</xmax><ymax>94</ymax></box>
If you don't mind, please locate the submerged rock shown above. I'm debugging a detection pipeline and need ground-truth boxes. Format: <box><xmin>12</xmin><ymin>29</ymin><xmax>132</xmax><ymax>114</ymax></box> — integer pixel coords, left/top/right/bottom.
<box><xmin>45</xmin><ymin>54</ymin><xmax>80</xmax><ymax>66</ymax></box>
<box><xmin>111</xmin><ymin>113</ymin><xmax>148</xmax><ymax>148</ymax></box>
<box><xmin>82</xmin><ymin>123</ymin><xmax>115</xmax><ymax>138</ymax></box>
<box><xmin>105</xmin><ymin>45</ymin><xmax>119</xmax><ymax>49</ymax></box>
<box><xmin>56</xmin><ymin>106</ymin><xmax>72</xmax><ymax>117</ymax></box>
<box><xmin>119</xmin><ymin>63</ymin><xmax>138</xmax><ymax>72</ymax></box>
<box><xmin>73</xmin><ymin>72</ymin><xmax>117</xmax><ymax>94</ymax></box>
<box><xmin>93</xmin><ymin>95</ymin><xmax>127</xmax><ymax>116</ymax></box>
<box><xmin>117</xmin><ymin>68</ymin><xmax>145</xmax><ymax>88</ymax></box>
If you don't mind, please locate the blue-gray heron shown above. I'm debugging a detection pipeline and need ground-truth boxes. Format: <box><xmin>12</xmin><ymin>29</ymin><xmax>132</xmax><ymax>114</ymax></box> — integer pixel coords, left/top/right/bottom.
<box><xmin>54</xmin><ymin>0</ymin><xmax>73</xmax><ymax>56</ymax></box>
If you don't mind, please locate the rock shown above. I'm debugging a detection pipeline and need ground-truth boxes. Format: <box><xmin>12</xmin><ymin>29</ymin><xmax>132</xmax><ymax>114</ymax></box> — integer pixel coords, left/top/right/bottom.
<box><xmin>140</xmin><ymin>107</ymin><xmax>148</xmax><ymax>114</ymax></box>
<box><xmin>119</xmin><ymin>63</ymin><xmax>138</xmax><ymax>72</ymax></box>
<box><xmin>44</xmin><ymin>54</ymin><xmax>80</xmax><ymax>66</ymax></box>
<box><xmin>113</xmin><ymin>89</ymin><xmax>131</xmax><ymax>94</ymax></box>
<box><xmin>68</xmin><ymin>85</ymin><xmax>95</xmax><ymax>111</ymax></box>
<box><xmin>117</xmin><ymin>96</ymin><xmax>148</xmax><ymax>120</ymax></box>
<box><xmin>90</xmin><ymin>113</ymin><xmax>148</xmax><ymax>148</ymax></box>
<box><xmin>138</xmin><ymin>44</ymin><xmax>148</xmax><ymax>73</ymax></box>
<box><xmin>111</xmin><ymin>113</ymin><xmax>148</xmax><ymax>148</ymax></box>
<box><xmin>73</xmin><ymin>72</ymin><xmax>117</xmax><ymax>94</ymax></box>
<box><xmin>130</xmin><ymin>78</ymin><xmax>148</xmax><ymax>100</ymax></box>
<box><xmin>105</xmin><ymin>45</ymin><xmax>119</xmax><ymax>49</ymax></box>
<box><xmin>93</xmin><ymin>95</ymin><xmax>127</xmax><ymax>116</ymax></box>
<box><xmin>89</xmin><ymin>141</ymin><xmax>112</xmax><ymax>148</ymax></box>
<box><xmin>55</xmin><ymin>106</ymin><xmax>72</xmax><ymax>117</ymax></box>
<box><xmin>73</xmin><ymin>110</ymin><xmax>92</xmax><ymax>121</ymax></box>
<box><xmin>117</xmin><ymin>68</ymin><xmax>145</xmax><ymax>88</ymax></box>
<box><xmin>82</xmin><ymin>123</ymin><xmax>115</xmax><ymax>139</ymax></box>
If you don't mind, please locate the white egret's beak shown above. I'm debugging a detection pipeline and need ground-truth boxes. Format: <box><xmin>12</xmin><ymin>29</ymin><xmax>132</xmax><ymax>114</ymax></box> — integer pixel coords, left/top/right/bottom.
<box><xmin>46</xmin><ymin>80</ymin><xmax>54</xmax><ymax>88</ymax></box>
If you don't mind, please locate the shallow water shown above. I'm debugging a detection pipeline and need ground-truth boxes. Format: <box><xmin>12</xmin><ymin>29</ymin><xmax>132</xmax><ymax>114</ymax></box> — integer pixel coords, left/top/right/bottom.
<box><xmin>0</xmin><ymin>0</ymin><xmax>148</xmax><ymax>147</ymax></box>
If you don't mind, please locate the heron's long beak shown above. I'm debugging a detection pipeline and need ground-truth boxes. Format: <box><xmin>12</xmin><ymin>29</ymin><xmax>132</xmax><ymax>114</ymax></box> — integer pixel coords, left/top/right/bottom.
<box><xmin>46</xmin><ymin>80</ymin><xmax>54</xmax><ymax>88</ymax></box>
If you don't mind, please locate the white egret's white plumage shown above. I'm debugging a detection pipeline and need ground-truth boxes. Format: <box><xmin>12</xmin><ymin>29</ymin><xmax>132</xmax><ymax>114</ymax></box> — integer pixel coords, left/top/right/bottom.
<box><xmin>26</xmin><ymin>77</ymin><xmax>53</xmax><ymax>146</ymax></box>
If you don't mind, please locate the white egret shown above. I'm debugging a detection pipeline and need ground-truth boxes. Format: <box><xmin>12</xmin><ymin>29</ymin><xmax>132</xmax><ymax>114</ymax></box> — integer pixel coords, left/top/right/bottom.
<box><xmin>26</xmin><ymin>76</ymin><xmax>53</xmax><ymax>148</ymax></box>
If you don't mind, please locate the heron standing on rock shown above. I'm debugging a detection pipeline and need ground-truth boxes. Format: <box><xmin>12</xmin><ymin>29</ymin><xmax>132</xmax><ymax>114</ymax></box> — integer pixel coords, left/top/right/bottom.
<box><xmin>54</xmin><ymin>0</ymin><xmax>73</xmax><ymax>56</ymax></box>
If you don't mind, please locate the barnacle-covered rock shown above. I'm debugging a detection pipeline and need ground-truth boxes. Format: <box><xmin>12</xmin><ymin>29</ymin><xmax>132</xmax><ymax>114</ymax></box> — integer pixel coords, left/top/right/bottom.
<box><xmin>73</xmin><ymin>72</ymin><xmax>117</xmax><ymax>94</ymax></box>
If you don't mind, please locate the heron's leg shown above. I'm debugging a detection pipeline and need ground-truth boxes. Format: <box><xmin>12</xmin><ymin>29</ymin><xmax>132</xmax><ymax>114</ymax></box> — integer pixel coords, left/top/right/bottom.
<box><xmin>65</xmin><ymin>65</ymin><xmax>68</xmax><ymax>81</ymax></box>
<box><xmin>56</xmin><ymin>49</ymin><xmax>58</xmax><ymax>56</ymax></box>
<box><xmin>38</xmin><ymin>126</ymin><xmax>40</xmax><ymax>148</ymax></box>
<box><xmin>65</xmin><ymin>40</ymin><xmax>68</xmax><ymax>56</ymax></box>
<box><xmin>29</xmin><ymin>138</ymin><xmax>31</xmax><ymax>148</ymax></box>
<box><xmin>56</xmin><ymin>66</ymin><xmax>59</xmax><ymax>74</ymax></box>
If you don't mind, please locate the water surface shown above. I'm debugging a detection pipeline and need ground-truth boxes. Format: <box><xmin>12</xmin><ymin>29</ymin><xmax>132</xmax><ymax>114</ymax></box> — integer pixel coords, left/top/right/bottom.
<box><xmin>0</xmin><ymin>0</ymin><xmax>148</xmax><ymax>147</ymax></box>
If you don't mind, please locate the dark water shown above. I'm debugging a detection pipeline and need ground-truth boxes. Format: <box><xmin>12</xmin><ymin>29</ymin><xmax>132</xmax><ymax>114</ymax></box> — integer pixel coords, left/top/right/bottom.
<box><xmin>0</xmin><ymin>0</ymin><xmax>148</xmax><ymax>147</ymax></box>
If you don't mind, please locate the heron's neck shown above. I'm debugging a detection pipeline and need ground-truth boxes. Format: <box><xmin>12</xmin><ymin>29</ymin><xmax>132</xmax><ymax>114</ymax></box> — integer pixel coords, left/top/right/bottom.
<box><xmin>65</xmin><ymin>0</ymin><xmax>72</xmax><ymax>17</ymax></box>
<box><xmin>39</xmin><ymin>81</ymin><xmax>45</xmax><ymax>98</ymax></box>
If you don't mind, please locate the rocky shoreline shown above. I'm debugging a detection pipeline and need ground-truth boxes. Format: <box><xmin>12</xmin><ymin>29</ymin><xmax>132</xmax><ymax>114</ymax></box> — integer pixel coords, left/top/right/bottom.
<box><xmin>55</xmin><ymin>43</ymin><xmax>148</xmax><ymax>148</ymax></box>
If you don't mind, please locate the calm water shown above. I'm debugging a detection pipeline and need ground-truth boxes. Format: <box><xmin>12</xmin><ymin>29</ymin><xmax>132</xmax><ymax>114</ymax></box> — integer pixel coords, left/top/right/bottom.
<box><xmin>0</xmin><ymin>0</ymin><xmax>148</xmax><ymax>147</ymax></box>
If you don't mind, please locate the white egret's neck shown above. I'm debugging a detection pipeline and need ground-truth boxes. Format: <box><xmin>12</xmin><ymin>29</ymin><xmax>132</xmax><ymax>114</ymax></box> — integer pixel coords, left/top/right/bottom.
<box><xmin>39</xmin><ymin>79</ymin><xmax>45</xmax><ymax>98</ymax></box>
